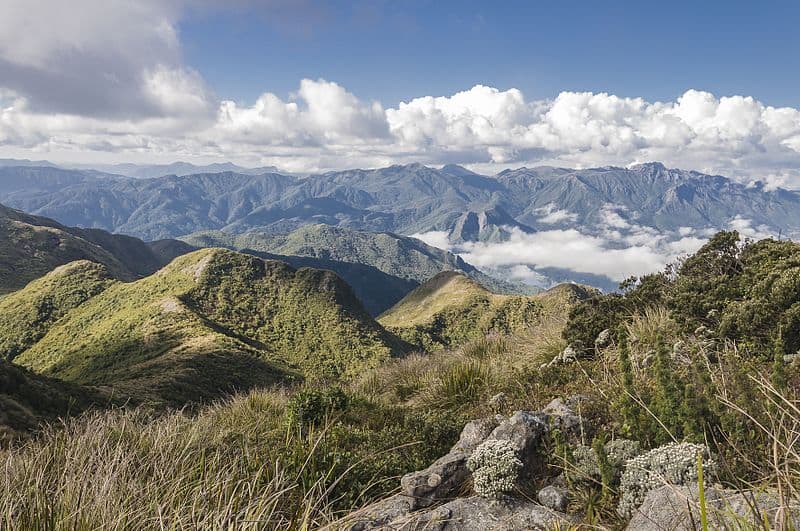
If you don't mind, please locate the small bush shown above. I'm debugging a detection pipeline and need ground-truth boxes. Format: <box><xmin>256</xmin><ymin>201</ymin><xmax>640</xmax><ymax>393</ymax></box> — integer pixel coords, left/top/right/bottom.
<box><xmin>467</xmin><ymin>439</ymin><xmax>523</xmax><ymax>499</ymax></box>
<box><xmin>286</xmin><ymin>387</ymin><xmax>349</xmax><ymax>426</ymax></box>
<box><xmin>568</xmin><ymin>438</ymin><xmax>641</xmax><ymax>486</ymax></box>
<box><xmin>618</xmin><ymin>442</ymin><xmax>715</xmax><ymax>517</ymax></box>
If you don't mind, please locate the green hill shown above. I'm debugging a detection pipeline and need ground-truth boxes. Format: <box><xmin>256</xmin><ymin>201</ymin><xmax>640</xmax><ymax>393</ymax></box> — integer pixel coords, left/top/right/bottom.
<box><xmin>378</xmin><ymin>271</ymin><xmax>591</xmax><ymax>350</ymax></box>
<box><xmin>0</xmin><ymin>203</ymin><xmax>188</xmax><ymax>294</ymax></box>
<box><xmin>181</xmin><ymin>225</ymin><xmax>533</xmax><ymax>314</ymax></box>
<box><xmin>0</xmin><ymin>261</ymin><xmax>116</xmax><ymax>362</ymax></box>
<box><xmin>11</xmin><ymin>249</ymin><xmax>408</xmax><ymax>405</ymax></box>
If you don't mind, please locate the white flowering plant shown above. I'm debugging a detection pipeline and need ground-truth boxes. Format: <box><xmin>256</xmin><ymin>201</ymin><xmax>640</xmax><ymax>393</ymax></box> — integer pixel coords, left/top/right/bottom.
<box><xmin>467</xmin><ymin>439</ymin><xmax>523</xmax><ymax>499</ymax></box>
<box><xmin>618</xmin><ymin>442</ymin><xmax>716</xmax><ymax>517</ymax></box>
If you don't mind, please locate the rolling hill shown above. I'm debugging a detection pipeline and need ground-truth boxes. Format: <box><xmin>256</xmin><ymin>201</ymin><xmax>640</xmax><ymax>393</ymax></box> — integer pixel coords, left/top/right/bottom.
<box><xmin>378</xmin><ymin>271</ymin><xmax>594</xmax><ymax>350</ymax></box>
<box><xmin>181</xmin><ymin>225</ymin><xmax>530</xmax><ymax>314</ymax></box>
<box><xmin>0</xmin><ymin>261</ymin><xmax>116</xmax><ymax>362</ymax></box>
<box><xmin>10</xmin><ymin>249</ymin><xmax>409</xmax><ymax>405</ymax></box>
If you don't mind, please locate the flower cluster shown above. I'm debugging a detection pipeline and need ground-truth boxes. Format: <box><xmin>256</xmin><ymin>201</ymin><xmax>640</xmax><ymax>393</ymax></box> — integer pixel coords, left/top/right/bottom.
<box><xmin>618</xmin><ymin>442</ymin><xmax>716</xmax><ymax>517</ymax></box>
<box><xmin>467</xmin><ymin>439</ymin><xmax>523</xmax><ymax>499</ymax></box>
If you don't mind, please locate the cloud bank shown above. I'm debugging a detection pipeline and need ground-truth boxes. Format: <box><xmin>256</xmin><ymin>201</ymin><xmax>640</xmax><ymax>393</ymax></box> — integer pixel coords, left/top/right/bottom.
<box><xmin>2</xmin><ymin>1</ymin><xmax>800</xmax><ymax>187</ymax></box>
<box><xmin>413</xmin><ymin>207</ymin><xmax>772</xmax><ymax>289</ymax></box>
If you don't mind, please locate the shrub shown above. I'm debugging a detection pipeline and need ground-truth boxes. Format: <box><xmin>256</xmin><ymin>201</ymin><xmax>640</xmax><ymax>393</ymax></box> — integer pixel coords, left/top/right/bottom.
<box><xmin>563</xmin><ymin>294</ymin><xmax>625</xmax><ymax>352</ymax></box>
<box><xmin>286</xmin><ymin>387</ymin><xmax>349</xmax><ymax>426</ymax></box>
<box><xmin>618</xmin><ymin>442</ymin><xmax>715</xmax><ymax>517</ymax></box>
<box><xmin>467</xmin><ymin>439</ymin><xmax>523</xmax><ymax>499</ymax></box>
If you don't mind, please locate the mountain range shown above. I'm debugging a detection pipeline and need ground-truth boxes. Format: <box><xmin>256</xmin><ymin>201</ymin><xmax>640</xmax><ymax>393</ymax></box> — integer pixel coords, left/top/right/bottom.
<box><xmin>2</xmin><ymin>162</ymin><xmax>798</xmax><ymax>241</ymax></box>
<box><xmin>2</xmin><ymin>161</ymin><xmax>799</xmax><ymax>290</ymax></box>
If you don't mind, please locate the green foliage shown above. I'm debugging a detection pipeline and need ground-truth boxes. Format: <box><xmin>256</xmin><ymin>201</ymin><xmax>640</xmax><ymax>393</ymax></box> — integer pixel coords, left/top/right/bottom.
<box><xmin>567</xmin><ymin>232</ymin><xmax>800</xmax><ymax>360</ymax></box>
<box><xmin>563</xmin><ymin>294</ymin><xmax>625</xmax><ymax>350</ymax></box>
<box><xmin>286</xmin><ymin>387</ymin><xmax>350</xmax><ymax>427</ymax></box>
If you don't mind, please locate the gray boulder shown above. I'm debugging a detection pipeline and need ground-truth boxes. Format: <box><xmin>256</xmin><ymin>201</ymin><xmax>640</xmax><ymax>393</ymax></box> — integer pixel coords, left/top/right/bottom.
<box><xmin>364</xmin><ymin>495</ymin><xmax>574</xmax><ymax>531</ymax></box>
<box><xmin>627</xmin><ymin>485</ymin><xmax>800</xmax><ymax>530</ymax></box>
<box><xmin>542</xmin><ymin>396</ymin><xmax>588</xmax><ymax>438</ymax></box>
<box><xmin>537</xmin><ymin>485</ymin><xmax>570</xmax><ymax>512</ymax></box>
<box><xmin>400</xmin><ymin>417</ymin><xmax>500</xmax><ymax>509</ymax></box>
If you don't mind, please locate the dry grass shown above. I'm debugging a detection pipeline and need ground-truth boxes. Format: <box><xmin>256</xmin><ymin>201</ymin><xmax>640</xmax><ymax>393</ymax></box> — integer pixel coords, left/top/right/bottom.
<box><xmin>0</xmin><ymin>390</ymin><xmax>349</xmax><ymax>530</ymax></box>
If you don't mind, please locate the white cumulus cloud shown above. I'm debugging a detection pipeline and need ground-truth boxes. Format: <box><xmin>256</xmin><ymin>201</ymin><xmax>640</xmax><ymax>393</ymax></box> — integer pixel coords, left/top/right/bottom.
<box><xmin>2</xmin><ymin>2</ymin><xmax>800</xmax><ymax>183</ymax></box>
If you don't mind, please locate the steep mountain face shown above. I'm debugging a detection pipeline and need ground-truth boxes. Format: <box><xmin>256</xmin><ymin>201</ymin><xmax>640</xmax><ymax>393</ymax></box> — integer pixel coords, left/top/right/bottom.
<box><xmin>377</xmin><ymin>272</ymin><xmax>588</xmax><ymax>350</ymax></box>
<box><xmin>10</xmin><ymin>249</ymin><xmax>408</xmax><ymax>404</ymax></box>
<box><xmin>448</xmin><ymin>207</ymin><xmax>534</xmax><ymax>243</ymax></box>
<box><xmin>3</xmin><ymin>163</ymin><xmax>799</xmax><ymax>244</ymax></box>
<box><xmin>0</xmin><ymin>203</ymin><xmax>187</xmax><ymax>293</ymax></box>
<box><xmin>497</xmin><ymin>163</ymin><xmax>800</xmax><ymax>234</ymax></box>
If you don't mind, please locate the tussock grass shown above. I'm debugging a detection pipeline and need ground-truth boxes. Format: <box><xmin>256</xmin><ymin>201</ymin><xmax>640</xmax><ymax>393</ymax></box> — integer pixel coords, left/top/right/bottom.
<box><xmin>0</xmin><ymin>385</ymin><xmax>464</xmax><ymax>530</ymax></box>
<box><xmin>0</xmin><ymin>393</ymin><xmax>339</xmax><ymax>530</ymax></box>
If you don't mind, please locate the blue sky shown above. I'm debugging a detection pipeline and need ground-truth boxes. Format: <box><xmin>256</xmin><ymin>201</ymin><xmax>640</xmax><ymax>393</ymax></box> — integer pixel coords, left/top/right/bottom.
<box><xmin>2</xmin><ymin>0</ymin><xmax>800</xmax><ymax>186</ymax></box>
<box><xmin>179</xmin><ymin>0</ymin><xmax>800</xmax><ymax>107</ymax></box>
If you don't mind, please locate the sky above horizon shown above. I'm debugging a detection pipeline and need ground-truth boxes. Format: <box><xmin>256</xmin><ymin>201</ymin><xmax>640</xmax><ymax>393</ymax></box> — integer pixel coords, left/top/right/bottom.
<box><xmin>2</xmin><ymin>0</ymin><xmax>800</xmax><ymax>187</ymax></box>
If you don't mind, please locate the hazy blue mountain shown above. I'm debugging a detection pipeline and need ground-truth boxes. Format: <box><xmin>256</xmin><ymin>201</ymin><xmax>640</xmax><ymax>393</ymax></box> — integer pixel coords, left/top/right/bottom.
<box><xmin>497</xmin><ymin>163</ymin><xmax>800</xmax><ymax>236</ymax></box>
<box><xmin>3</xmin><ymin>163</ymin><xmax>799</xmax><ymax>244</ymax></box>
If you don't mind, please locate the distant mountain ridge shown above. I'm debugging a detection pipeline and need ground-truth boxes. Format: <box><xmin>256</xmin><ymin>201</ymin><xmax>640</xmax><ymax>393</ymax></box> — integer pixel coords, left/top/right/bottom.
<box><xmin>2</xmin><ymin>162</ymin><xmax>797</xmax><ymax>243</ymax></box>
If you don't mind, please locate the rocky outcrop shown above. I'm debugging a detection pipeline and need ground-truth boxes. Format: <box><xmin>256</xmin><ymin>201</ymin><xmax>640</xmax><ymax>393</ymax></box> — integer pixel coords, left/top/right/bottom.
<box><xmin>626</xmin><ymin>485</ymin><xmax>800</xmax><ymax>530</ymax></box>
<box><xmin>541</xmin><ymin>396</ymin><xmax>588</xmax><ymax>439</ymax></box>
<box><xmin>340</xmin><ymin>404</ymin><xmax>579</xmax><ymax>530</ymax></box>
<box><xmin>353</xmin><ymin>495</ymin><xmax>573</xmax><ymax>531</ymax></box>
<box><xmin>339</xmin><ymin>399</ymin><xmax>799</xmax><ymax>531</ymax></box>
<box><xmin>399</xmin><ymin>417</ymin><xmax>499</xmax><ymax>510</ymax></box>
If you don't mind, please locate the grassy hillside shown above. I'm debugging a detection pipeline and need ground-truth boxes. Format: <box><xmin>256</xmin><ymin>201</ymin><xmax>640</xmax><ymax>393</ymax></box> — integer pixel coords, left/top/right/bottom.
<box><xmin>12</xmin><ymin>249</ymin><xmax>407</xmax><ymax>405</ymax></box>
<box><xmin>0</xmin><ymin>359</ymin><xmax>109</xmax><ymax>445</ymax></box>
<box><xmin>378</xmin><ymin>271</ymin><xmax>585</xmax><ymax>350</ymax></box>
<box><xmin>0</xmin><ymin>203</ymin><xmax>189</xmax><ymax>294</ymax></box>
<box><xmin>0</xmin><ymin>204</ymin><xmax>134</xmax><ymax>292</ymax></box>
<box><xmin>182</xmin><ymin>225</ymin><xmax>533</xmax><ymax>314</ymax></box>
<box><xmin>0</xmin><ymin>261</ymin><xmax>115</xmax><ymax>362</ymax></box>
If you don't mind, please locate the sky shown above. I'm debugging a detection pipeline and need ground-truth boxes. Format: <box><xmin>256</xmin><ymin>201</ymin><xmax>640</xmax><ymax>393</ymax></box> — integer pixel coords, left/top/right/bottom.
<box><xmin>2</xmin><ymin>0</ymin><xmax>800</xmax><ymax>187</ymax></box>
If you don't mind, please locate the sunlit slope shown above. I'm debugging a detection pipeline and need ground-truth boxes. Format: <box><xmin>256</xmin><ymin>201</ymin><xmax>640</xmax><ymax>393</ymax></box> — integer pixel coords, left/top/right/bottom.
<box><xmin>13</xmin><ymin>249</ymin><xmax>407</xmax><ymax>404</ymax></box>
